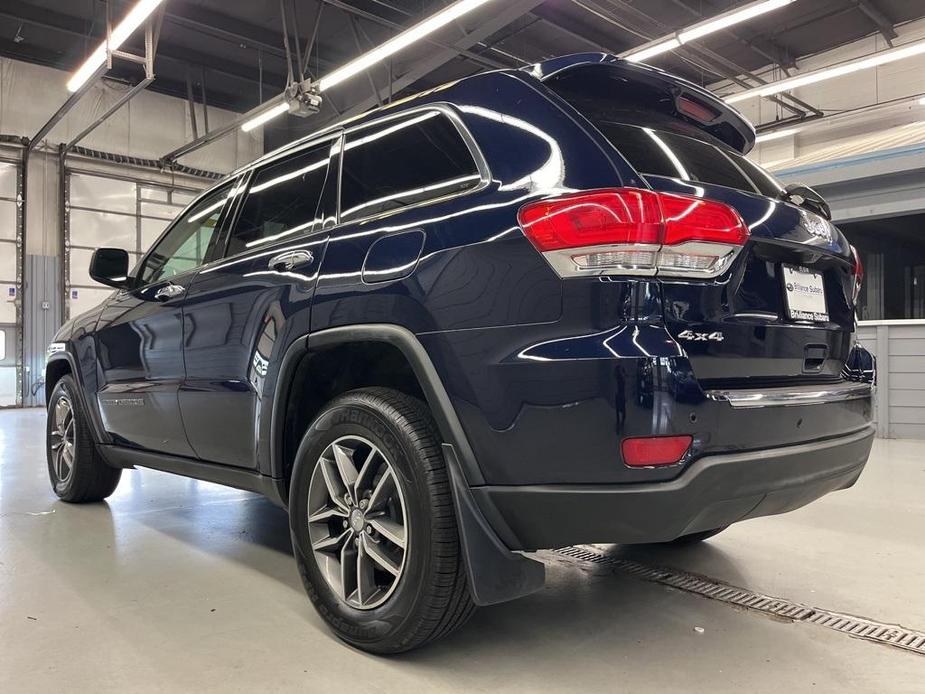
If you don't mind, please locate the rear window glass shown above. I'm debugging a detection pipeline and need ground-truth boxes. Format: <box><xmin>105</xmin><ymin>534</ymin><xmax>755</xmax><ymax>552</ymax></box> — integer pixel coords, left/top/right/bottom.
<box><xmin>340</xmin><ymin>111</ymin><xmax>481</xmax><ymax>222</ymax></box>
<box><xmin>594</xmin><ymin>122</ymin><xmax>765</xmax><ymax>194</ymax></box>
<box><xmin>732</xmin><ymin>154</ymin><xmax>785</xmax><ymax>198</ymax></box>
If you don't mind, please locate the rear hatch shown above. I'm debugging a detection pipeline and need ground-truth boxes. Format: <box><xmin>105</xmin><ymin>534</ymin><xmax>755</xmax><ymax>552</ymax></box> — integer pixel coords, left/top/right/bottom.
<box><xmin>542</xmin><ymin>57</ymin><xmax>858</xmax><ymax>387</ymax></box>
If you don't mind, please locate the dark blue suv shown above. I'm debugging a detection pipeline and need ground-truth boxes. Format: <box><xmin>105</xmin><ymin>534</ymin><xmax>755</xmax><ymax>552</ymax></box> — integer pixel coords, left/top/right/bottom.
<box><xmin>45</xmin><ymin>53</ymin><xmax>875</xmax><ymax>653</ymax></box>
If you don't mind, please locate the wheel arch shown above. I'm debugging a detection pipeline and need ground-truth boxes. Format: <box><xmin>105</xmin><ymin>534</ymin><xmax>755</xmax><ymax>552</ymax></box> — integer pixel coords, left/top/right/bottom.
<box><xmin>274</xmin><ymin>324</ymin><xmax>545</xmax><ymax>607</ymax></box>
<box><xmin>45</xmin><ymin>352</ymin><xmax>108</xmax><ymax>444</ymax></box>
<box><xmin>45</xmin><ymin>355</ymin><xmax>73</xmax><ymax>407</ymax></box>
<box><xmin>271</xmin><ymin>324</ymin><xmax>484</xmax><ymax>489</ymax></box>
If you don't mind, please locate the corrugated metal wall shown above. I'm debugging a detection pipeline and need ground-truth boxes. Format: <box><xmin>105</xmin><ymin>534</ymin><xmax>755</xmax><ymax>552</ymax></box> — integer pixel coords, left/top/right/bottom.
<box><xmin>23</xmin><ymin>254</ymin><xmax>59</xmax><ymax>407</ymax></box>
<box><xmin>857</xmin><ymin>321</ymin><xmax>925</xmax><ymax>439</ymax></box>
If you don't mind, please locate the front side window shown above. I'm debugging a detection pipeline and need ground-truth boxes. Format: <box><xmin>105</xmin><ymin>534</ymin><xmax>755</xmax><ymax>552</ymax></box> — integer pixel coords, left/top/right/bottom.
<box><xmin>137</xmin><ymin>180</ymin><xmax>234</xmax><ymax>285</ymax></box>
<box><xmin>224</xmin><ymin>138</ymin><xmax>337</xmax><ymax>256</ymax></box>
<box><xmin>340</xmin><ymin>111</ymin><xmax>481</xmax><ymax>222</ymax></box>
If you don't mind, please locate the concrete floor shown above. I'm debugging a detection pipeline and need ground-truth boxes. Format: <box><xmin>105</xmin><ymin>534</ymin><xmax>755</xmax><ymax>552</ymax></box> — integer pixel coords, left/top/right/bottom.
<box><xmin>1</xmin><ymin>408</ymin><xmax>923</xmax><ymax>692</ymax></box>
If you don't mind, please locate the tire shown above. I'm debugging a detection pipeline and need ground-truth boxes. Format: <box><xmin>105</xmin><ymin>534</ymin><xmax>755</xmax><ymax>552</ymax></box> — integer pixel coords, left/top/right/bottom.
<box><xmin>289</xmin><ymin>387</ymin><xmax>475</xmax><ymax>654</ymax></box>
<box><xmin>666</xmin><ymin>526</ymin><xmax>728</xmax><ymax>545</ymax></box>
<box><xmin>46</xmin><ymin>374</ymin><xmax>122</xmax><ymax>502</ymax></box>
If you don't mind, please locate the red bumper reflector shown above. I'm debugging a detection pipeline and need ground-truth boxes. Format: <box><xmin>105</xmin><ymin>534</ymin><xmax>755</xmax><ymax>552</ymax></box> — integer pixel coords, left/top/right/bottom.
<box><xmin>622</xmin><ymin>435</ymin><xmax>693</xmax><ymax>467</ymax></box>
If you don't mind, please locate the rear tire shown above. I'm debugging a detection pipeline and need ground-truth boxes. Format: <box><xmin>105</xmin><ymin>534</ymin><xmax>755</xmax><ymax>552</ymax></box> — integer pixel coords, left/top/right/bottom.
<box><xmin>666</xmin><ymin>526</ymin><xmax>728</xmax><ymax>545</ymax></box>
<box><xmin>46</xmin><ymin>374</ymin><xmax>121</xmax><ymax>502</ymax></box>
<box><xmin>289</xmin><ymin>387</ymin><xmax>475</xmax><ymax>654</ymax></box>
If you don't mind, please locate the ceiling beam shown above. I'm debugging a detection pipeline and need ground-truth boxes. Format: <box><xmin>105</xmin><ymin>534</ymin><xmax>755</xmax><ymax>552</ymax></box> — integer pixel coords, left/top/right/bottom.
<box><xmin>0</xmin><ymin>0</ymin><xmax>292</xmax><ymax>94</ymax></box>
<box><xmin>668</xmin><ymin>0</ymin><xmax>796</xmax><ymax>71</ymax></box>
<box><xmin>317</xmin><ymin>0</ymin><xmax>512</xmax><ymax>71</ymax></box>
<box><xmin>0</xmin><ymin>36</ymin><xmax>249</xmax><ymax>111</ymax></box>
<box><xmin>300</xmin><ymin>0</ymin><xmax>547</xmax><ymax>132</ymax></box>
<box><xmin>591</xmin><ymin>0</ymin><xmax>822</xmax><ymax>117</ymax></box>
<box><xmin>849</xmin><ymin>0</ymin><xmax>897</xmax><ymax>45</ymax></box>
<box><xmin>156</xmin><ymin>0</ymin><xmax>344</xmax><ymax>71</ymax></box>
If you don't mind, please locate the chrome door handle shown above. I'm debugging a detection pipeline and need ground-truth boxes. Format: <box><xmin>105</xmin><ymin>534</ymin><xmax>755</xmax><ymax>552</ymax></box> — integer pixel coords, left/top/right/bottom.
<box><xmin>269</xmin><ymin>249</ymin><xmax>314</xmax><ymax>272</ymax></box>
<box><xmin>154</xmin><ymin>283</ymin><xmax>185</xmax><ymax>301</ymax></box>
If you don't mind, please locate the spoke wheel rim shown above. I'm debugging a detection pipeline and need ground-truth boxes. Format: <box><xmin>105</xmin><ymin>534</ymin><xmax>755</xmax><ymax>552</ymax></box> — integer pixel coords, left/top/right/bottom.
<box><xmin>49</xmin><ymin>395</ymin><xmax>75</xmax><ymax>484</ymax></box>
<box><xmin>307</xmin><ymin>435</ymin><xmax>409</xmax><ymax>610</ymax></box>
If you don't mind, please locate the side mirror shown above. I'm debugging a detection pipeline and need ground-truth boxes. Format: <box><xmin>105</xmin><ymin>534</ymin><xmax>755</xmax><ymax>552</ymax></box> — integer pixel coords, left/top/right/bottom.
<box><xmin>783</xmin><ymin>183</ymin><xmax>831</xmax><ymax>220</ymax></box>
<box><xmin>89</xmin><ymin>248</ymin><xmax>131</xmax><ymax>289</ymax></box>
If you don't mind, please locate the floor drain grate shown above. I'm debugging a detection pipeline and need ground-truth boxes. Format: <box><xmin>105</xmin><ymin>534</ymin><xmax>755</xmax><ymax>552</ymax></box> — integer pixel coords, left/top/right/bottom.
<box><xmin>552</xmin><ymin>545</ymin><xmax>925</xmax><ymax>656</ymax></box>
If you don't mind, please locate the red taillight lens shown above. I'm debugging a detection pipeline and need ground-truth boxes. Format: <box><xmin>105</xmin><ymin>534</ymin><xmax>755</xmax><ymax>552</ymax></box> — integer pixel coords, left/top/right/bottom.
<box><xmin>517</xmin><ymin>188</ymin><xmax>748</xmax><ymax>278</ymax></box>
<box><xmin>621</xmin><ymin>435</ymin><xmax>693</xmax><ymax>467</ymax></box>
<box><xmin>659</xmin><ymin>193</ymin><xmax>749</xmax><ymax>246</ymax></box>
<box><xmin>516</xmin><ymin>189</ymin><xmax>663</xmax><ymax>251</ymax></box>
<box><xmin>850</xmin><ymin>244</ymin><xmax>863</xmax><ymax>305</ymax></box>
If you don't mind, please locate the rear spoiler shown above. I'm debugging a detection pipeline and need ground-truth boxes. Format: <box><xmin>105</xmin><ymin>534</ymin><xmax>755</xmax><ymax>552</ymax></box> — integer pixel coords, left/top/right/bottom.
<box><xmin>524</xmin><ymin>53</ymin><xmax>756</xmax><ymax>154</ymax></box>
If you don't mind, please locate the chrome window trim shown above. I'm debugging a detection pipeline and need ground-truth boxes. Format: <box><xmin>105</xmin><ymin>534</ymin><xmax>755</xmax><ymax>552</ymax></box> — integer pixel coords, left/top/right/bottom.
<box><xmin>154</xmin><ymin>104</ymin><xmax>492</xmax><ymax>272</ymax></box>
<box><xmin>705</xmin><ymin>381</ymin><xmax>873</xmax><ymax>409</ymax></box>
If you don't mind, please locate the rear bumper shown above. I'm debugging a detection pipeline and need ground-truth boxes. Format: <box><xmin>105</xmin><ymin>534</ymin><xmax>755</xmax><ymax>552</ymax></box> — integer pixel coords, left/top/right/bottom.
<box><xmin>473</xmin><ymin>425</ymin><xmax>875</xmax><ymax>550</ymax></box>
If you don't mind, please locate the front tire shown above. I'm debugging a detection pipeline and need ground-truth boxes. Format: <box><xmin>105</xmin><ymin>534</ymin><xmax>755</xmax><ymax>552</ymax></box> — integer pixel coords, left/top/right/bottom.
<box><xmin>46</xmin><ymin>375</ymin><xmax>121</xmax><ymax>502</ymax></box>
<box><xmin>289</xmin><ymin>388</ymin><xmax>474</xmax><ymax>654</ymax></box>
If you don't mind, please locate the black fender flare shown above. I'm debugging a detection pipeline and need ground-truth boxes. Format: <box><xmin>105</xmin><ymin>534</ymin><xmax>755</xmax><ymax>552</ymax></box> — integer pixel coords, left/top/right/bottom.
<box><xmin>271</xmin><ymin>324</ymin><xmax>545</xmax><ymax>606</ymax></box>
<box><xmin>271</xmin><ymin>323</ymin><xmax>484</xmax><ymax>485</ymax></box>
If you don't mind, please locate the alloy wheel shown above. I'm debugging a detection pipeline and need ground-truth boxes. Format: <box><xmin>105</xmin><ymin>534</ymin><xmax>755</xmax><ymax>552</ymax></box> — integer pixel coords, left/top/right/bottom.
<box><xmin>49</xmin><ymin>395</ymin><xmax>76</xmax><ymax>484</ymax></box>
<box><xmin>307</xmin><ymin>435</ymin><xmax>409</xmax><ymax>610</ymax></box>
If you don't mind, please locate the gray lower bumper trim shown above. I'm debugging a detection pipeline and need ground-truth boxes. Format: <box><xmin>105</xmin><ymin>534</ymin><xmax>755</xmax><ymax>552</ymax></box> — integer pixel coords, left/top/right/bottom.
<box><xmin>705</xmin><ymin>381</ymin><xmax>872</xmax><ymax>408</ymax></box>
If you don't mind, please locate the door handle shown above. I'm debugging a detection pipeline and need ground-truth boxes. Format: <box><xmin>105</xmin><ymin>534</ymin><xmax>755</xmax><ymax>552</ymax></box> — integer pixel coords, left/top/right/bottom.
<box><xmin>154</xmin><ymin>283</ymin><xmax>185</xmax><ymax>302</ymax></box>
<box><xmin>268</xmin><ymin>249</ymin><xmax>314</xmax><ymax>272</ymax></box>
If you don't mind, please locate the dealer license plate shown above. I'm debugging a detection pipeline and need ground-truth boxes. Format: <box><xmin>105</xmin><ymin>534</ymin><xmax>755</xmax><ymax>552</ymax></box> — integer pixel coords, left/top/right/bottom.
<box><xmin>783</xmin><ymin>265</ymin><xmax>828</xmax><ymax>322</ymax></box>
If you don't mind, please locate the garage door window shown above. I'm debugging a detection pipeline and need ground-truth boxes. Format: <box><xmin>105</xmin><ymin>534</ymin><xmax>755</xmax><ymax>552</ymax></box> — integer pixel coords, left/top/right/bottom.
<box><xmin>340</xmin><ymin>111</ymin><xmax>481</xmax><ymax>222</ymax></box>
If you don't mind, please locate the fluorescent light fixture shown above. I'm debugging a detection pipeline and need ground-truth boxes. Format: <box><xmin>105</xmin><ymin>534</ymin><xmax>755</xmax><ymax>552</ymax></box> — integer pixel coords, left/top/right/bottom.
<box><xmin>755</xmin><ymin>127</ymin><xmax>800</xmax><ymax>143</ymax></box>
<box><xmin>679</xmin><ymin>0</ymin><xmax>795</xmax><ymax>43</ymax></box>
<box><xmin>623</xmin><ymin>0</ymin><xmax>794</xmax><ymax>63</ymax></box>
<box><xmin>67</xmin><ymin>0</ymin><xmax>165</xmax><ymax>92</ymax></box>
<box><xmin>919</xmin><ymin>96</ymin><xmax>925</xmax><ymax>105</ymax></box>
<box><xmin>726</xmin><ymin>39</ymin><xmax>925</xmax><ymax>104</ymax></box>
<box><xmin>625</xmin><ymin>38</ymin><xmax>682</xmax><ymax>63</ymax></box>
<box><xmin>241</xmin><ymin>102</ymin><xmax>290</xmax><ymax>133</ymax></box>
<box><xmin>318</xmin><ymin>0</ymin><xmax>496</xmax><ymax>91</ymax></box>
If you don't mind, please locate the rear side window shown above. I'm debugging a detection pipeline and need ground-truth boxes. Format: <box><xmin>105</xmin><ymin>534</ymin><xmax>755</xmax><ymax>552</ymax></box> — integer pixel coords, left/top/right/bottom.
<box><xmin>225</xmin><ymin>139</ymin><xmax>336</xmax><ymax>256</ymax></box>
<box><xmin>595</xmin><ymin>122</ymin><xmax>759</xmax><ymax>193</ymax></box>
<box><xmin>340</xmin><ymin>111</ymin><xmax>481</xmax><ymax>222</ymax></box>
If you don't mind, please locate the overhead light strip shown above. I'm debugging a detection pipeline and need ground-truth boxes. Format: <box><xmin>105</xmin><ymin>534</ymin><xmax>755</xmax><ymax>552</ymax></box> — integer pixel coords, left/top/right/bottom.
<box><xmin>67</xmin><ymin>0</ymin><xmax>165</xmax><ymax>92</ymax></box>
<box><xmin>623</xmin><ymin>0</ymin><xmax>795</xmax><ymax>63</ymax></box>
<box><xmin>241</xmin><ymin>102</ymin><xmax>291</xmax><ymax>133</ymax></box>
<box><xmin>726</xmin><ymin>39</ymin><xmax>925</xmax><ymax>104</ymax></box>
<box><xmin>240</xmin><ymin>0</ymin><xmax>497</xmax><ymax>132</ymax></box>
<box><xmin>318</xmin><ymin>0</ymin><xmax>496</xmax><ymax>92</ymax></box>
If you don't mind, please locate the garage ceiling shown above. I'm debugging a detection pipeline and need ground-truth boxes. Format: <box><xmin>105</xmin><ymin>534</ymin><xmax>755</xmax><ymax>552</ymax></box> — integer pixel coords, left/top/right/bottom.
<box><xmin>2</xmin><ymin>0</ymin><xmax>925</xmax><ymax>151</ymax></box>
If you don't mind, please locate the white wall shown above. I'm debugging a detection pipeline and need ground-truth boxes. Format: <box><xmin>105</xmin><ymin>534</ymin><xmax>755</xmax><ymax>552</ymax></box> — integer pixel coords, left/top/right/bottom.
<box><xmin>0</xmin><ymin>56</ymin><xmax>261</xmax><ymax>173</ymax></box>
<box><xmin>0</xmin><ymin>56</ymin><xmax>262</xmax><ymax>257</ymax></box>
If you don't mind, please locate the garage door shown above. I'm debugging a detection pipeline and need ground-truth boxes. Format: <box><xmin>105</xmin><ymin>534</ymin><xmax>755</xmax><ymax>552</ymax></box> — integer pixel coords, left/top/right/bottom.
<box><xmin>64</xmin><ymin>170</ymin><xmax>204</xmax><ymax>321</ymax></box>
<box><xmin>0</xmin><ymin>159</ymin><xmax>22</xmax><ymax>407</ymax></box>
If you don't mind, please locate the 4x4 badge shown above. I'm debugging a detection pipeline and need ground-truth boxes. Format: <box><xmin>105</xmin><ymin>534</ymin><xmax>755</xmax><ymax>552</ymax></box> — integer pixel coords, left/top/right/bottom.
<box><xmin>677</xmin><ymin>329</ymin><xmax>725</xmax><ymax>342</ymax></box>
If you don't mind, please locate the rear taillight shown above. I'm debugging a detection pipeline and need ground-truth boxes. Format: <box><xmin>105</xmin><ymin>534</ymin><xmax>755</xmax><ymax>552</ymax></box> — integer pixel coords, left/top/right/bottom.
<box><xmin>621</xmin><ymin>435</ymin><xmax>693</xmax><ymax>467</ymax></box>
<box><xmin>517</xmin><ymin>188</ymin><xmax>748</xmax><ymax>278</ymax></box>
<box><xmin>850</xmin><ymin>244</ymin><xmax>863</xmax><ymax>305</ymax></box>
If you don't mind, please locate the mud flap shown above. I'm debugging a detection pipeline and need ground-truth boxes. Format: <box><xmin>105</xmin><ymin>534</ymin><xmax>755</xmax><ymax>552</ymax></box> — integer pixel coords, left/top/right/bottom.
<box><xmin>443</xmin><ymin>444</ymin><xmax>545</xmax><ymax>606</ymax></box>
